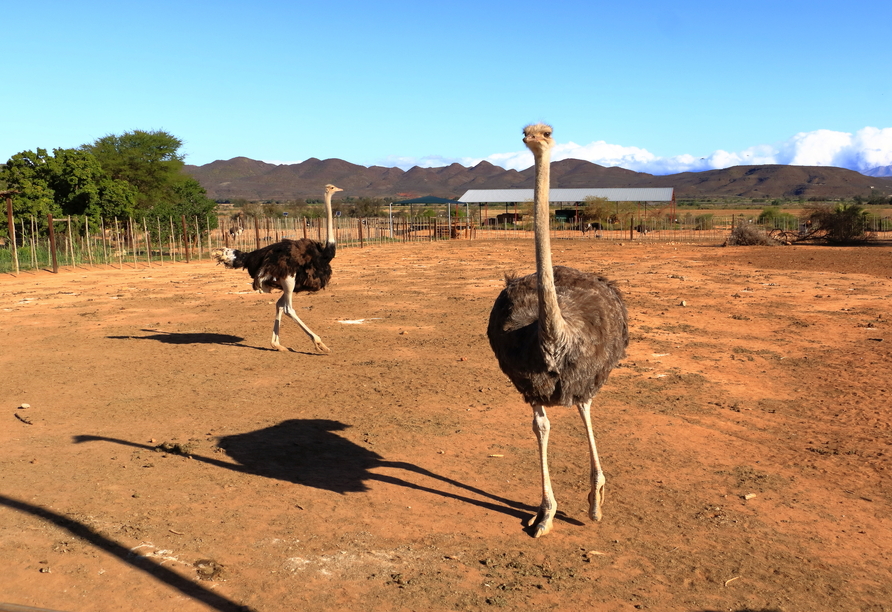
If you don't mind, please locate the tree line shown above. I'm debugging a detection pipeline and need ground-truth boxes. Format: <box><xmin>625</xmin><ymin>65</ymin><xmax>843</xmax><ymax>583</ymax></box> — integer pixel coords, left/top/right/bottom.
<box><xmin>1</xmin><ymin>130</ymin><xmax>217</xmax><ymax>237</ymax></box>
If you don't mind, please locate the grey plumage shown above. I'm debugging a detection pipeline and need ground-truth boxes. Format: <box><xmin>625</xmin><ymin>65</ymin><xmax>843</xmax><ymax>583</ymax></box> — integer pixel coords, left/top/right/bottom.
<box><xmin>488</xmin><ymin>265</ymin><xmax>628</xmax><ymax>407</ymax></box>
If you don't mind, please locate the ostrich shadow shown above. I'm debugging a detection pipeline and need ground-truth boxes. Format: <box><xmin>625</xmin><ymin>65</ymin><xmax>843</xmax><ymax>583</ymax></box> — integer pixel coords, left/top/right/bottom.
<box><xmin>74</xmin><ymin>419</ymin><xmax>583</xmax><ymax>532</ymax></box>
<box><xmin>107</xmin><ymin>329</ymin><xmax>324</xmax><ymax>354</ymax></box>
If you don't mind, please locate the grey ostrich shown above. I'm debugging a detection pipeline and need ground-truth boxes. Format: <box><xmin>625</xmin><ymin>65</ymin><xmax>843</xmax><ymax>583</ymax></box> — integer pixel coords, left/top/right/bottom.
<box><xmin>212</xmin><ymin>184</ymin><xmax>343</xmax><ymax>353</ymax></box>
<box><xmin>487</xmin><ymin>124</ymin><xmax>629</xmax><ymax>537</ymax></box>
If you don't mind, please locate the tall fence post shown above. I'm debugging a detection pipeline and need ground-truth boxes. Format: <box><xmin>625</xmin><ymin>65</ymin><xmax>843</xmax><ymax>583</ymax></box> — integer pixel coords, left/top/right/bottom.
<box><xmin>47</xmin><ymin>214</ymin><xmax>59</xmax><ymax>273</ymax></box>
<box><xmin>181</xmin><ymin>215</ymin><xmax>191</xmax><ymax>263</ymax></box>
<box><xmin>5</xmin><ymin>193</ymin><xmax>19</xmax><ymax>275</ymax></box>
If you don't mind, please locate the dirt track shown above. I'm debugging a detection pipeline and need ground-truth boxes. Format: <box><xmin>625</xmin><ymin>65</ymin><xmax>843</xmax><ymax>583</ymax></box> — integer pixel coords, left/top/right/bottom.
<box><xmin>2</xmin><ymin>239</ymin><xmax>891</xmax><ymax>612</ymax></box>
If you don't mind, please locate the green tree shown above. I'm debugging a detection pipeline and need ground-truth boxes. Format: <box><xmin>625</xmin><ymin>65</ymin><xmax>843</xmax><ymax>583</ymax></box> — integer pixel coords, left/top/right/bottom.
<box><xmin>45</xmin><ymin>148</ymin><xmax>137</xmax><ymax>218</ymax></box>
<box><xmin>1</xmin><ymin>149</ymin><xmax>58</xmax><ymax>220</ymax></box>
<box><xmin>82</xmin><ymin>130</ymin><xmax>185</xmax><ymax>210</ymax></box>
<box><xmin>2</xmin><ymin>148</ymin><xmax>138</xmax><ymax>222</ymax></box>
<box><xmin>350</xmin><ymin>197</ymin><xmax>385</xmax><ymax>218</ymax></box>
<box><xmin>582</xmin><ymin>196</ymin><xmax>611</xmax><ymax>222</ymax></box>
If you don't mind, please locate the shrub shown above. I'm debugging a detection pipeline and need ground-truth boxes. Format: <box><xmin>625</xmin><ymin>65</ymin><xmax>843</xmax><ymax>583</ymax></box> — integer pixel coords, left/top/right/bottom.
<box><xmin>727</xmin><ymin>223</ymin><xmax>781</xmax><ymax>246</ymax></box>
<box><xmin>805</xmin><ymin>204</ymin><xmax>873</xmax><ymax>244</ymax></box>
<box><xmin>758</xmin><ymin>206</ymin><xmax>799</xmax><ymax>228</ymax></box>
<box><xmin>694</xmin><ymin>213</ymin><xmax>713</xmax><ymax>230</ymax></box>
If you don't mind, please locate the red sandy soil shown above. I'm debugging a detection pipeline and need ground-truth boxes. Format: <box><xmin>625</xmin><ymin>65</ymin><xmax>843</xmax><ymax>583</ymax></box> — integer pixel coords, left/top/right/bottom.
<box><xmin>1</xmin><ymin>239</ymin><xmax>891</xmax><ymax>612</ymax></box>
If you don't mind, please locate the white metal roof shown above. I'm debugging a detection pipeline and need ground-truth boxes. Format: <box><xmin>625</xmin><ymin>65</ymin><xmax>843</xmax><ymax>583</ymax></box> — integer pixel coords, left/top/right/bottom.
<box><xmin>457</xmin><ymin>188</ymin><xmax>674</xmax><ymax>203</ymax></box>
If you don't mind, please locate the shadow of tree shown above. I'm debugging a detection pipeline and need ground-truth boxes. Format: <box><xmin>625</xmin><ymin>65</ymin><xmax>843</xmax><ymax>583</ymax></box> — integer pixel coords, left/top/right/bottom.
<box><xmin>0</xmin><ymin>494</ymin><xmax>254</xmax><ymax>612</ymax></box>
<box><xmin>75</xmin><ymin>419</ymin><xmax>583</xmax><ymax>533</ymax></box>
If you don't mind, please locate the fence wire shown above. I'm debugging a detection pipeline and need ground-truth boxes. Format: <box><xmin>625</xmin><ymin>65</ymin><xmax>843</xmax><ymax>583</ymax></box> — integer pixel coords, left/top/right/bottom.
<box><xmin>2</xmin><ymin>213</ymin><xmax>891</xmax><ymax>275</ymax></box>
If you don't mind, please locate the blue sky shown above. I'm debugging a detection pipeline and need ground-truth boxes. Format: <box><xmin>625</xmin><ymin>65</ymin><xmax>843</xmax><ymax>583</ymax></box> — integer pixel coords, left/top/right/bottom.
<box><xmin>3</xmin><ymin>0</ymin><xmax>890</xmax><ymax>175</ymax></box>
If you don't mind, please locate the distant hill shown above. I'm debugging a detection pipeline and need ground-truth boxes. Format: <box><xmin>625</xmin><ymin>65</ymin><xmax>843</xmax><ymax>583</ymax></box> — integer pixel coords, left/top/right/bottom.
<box><xmin>863</xmin><ymin>165</ymin><xmax>892</xmax><ymax>178</ymax></box>
<box><xmin>184</xmin><ymin>157</ymin><xmax>892</xmax><ymax>201</ymax></box>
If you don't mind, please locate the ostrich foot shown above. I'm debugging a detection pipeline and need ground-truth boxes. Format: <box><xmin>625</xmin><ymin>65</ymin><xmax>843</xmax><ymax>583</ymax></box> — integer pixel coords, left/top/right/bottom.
<box><xmin>526</xmin><ymin>509</ymin><xmax>555</xmax><ymax>538</ymax></box>
<box><xmin>588</xmin><ymin>483</ymin><xmax>605</xmax><ymax>522</ymax></box>
<box><xmin>312</xmin><ymin>338</ymin><xmax>331</xmax><ymax>353</ymax></box>
<box><xmin>271</xmin><ymin>342</ymin><xmax>289</xmax><ymax>352</ymax></box>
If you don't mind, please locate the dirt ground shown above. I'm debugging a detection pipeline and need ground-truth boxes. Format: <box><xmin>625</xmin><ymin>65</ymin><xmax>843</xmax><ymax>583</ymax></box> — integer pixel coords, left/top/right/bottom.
<box><xmin>2</xmin><ymin>239</ymin><xmax>891</xmax><ymax>612</ymax></box>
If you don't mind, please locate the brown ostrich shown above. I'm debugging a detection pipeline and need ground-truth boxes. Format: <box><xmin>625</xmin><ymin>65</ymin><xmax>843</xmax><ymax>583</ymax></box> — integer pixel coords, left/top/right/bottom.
<box><xmin>487</xmin><ymin>124</ymin><xmax>629</xmax><ymax>537</ymax></box>
<box><xmin>212</xmin><ymin>184</ymin><xmax>343</xmax><ymax>353</ymax></box>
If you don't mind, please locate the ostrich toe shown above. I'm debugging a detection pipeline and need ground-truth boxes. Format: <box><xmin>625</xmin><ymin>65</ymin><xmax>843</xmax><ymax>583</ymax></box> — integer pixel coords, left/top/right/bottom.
<box><xmin>526</xmin><ymin>510</ymin><xmax>555</xmax><ymax>538</ymax></box>
<box><xmin>588</xmin><ymin>483</ymin><xmax>605</xmax><ymax>522</ymax></box>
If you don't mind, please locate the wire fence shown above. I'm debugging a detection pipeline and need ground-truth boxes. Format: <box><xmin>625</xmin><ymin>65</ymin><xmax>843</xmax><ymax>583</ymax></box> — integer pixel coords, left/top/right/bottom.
<box><xmin>3</xmin><ymin>212</ymin><xmax>892</xmax><ymax>276</ymax></box>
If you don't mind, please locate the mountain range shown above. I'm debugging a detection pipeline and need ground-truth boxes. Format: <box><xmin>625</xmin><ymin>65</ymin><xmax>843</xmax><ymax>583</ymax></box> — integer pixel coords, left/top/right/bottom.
<box><xmin>184</xmin><ymin>157</ymin><xmax>892</xmax><ymax>202</ymax></box>
<box><xmin>864</xmin><ymin>165</ymin><xmax>892</xmax><ymax>178</ymax></box>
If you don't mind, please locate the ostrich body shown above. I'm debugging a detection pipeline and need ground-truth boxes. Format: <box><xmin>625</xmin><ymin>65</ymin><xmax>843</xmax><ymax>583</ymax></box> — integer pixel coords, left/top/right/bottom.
<box><xmin>213</xmin><ymin>184</ymin><xmax>342</xmax><ymax>353</ymax></box>
<box><xmin>487</xmin><ymin>124</ymin><xmax>629</xmax><ymax>537</ymax></box>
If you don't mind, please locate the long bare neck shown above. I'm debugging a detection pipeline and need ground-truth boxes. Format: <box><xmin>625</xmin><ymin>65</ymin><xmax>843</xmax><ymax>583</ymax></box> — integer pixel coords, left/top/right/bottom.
<box><xmin>533</xmin><ymin>148</ymin><xmax>565</xmax><ymax>343</ymax></box>
<box><xmin>324</xmin><ymin>191</ymin><xmax>335</xmax><ymax>245</ymax></box>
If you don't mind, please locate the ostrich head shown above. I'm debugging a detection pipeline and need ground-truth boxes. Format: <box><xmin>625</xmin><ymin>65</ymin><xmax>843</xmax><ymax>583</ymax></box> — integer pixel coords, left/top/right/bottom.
<box><xmin>523</xmin><ymin>123</ymin><xmax>555</xmax><ymax>156</ymax></box>
<box><xmin>325</xmin><ymin>184</ymin><xmax>343</xmax><ymax>195</ymax></box>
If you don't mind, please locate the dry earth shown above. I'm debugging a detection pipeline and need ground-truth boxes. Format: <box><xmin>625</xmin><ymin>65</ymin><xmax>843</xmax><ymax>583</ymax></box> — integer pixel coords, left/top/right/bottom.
<box><xmin>1</xmin><ymin>239</ymin><xmax>891</xmax><ymax>612</ymax></box>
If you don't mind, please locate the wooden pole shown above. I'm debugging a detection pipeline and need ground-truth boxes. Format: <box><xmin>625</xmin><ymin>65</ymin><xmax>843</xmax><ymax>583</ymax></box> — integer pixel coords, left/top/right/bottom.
<box><xmin>67</xmin><ymin>215</ymin><xmax>75</xmax><ymax>269</ymax></box>
<box><xmin>114</xmin><ymin>218</ymin><xmax>123</xmax><ymax>269</ymax></box>
<box><xmin>128</xmin><ymin>217</ymin><xmax>135</xmax><ymax>267</ymax></box>
<box><xmin>194</xmin><ymin>216</ymin><xmax>202</xmax><ymax>260</ymax></box>
<box><xmin>143</xmin><ymin>218</ymin><xmax>152</xmax><ymax>267</ymax></box>
<box><xmin>47</xmin><ymin>214</ymin><xmax>59</xmax><ymax>273</ymax></box>
<box><xmin>254</xmin><ymin>216</ymin><xmax>261</xmax><ymax>250</ymax></box>
<box><xmin>28</xmin><ymin>216</ymin><xmax>37</xmax><ymax>269</ymax></box>
<box><xmin>5</xmin><ymin>195</ymin><xmax>18</xmax><ymax>275</ymax></box>
<box><xmin>158</xmin><ymin>218</ymin><xmax>164</xmax><ymax>266</ymax></box>
<box><xmin>100</xmin><ymin>218</ymin><xmax>109</xmax><ymax>265</ymax></box>
<box><xmin>181</xmin><ymin>215</ymin><xmax>191</xmax><ymax>263</ymax></box>
<box><xmin>169</xmin><ymin>217</ymin><xmax>176</xmax><ymax>261</ymax></box>
<box><xmin>85</xmin><ymin>216</ymin><xmax>94</xmax><ymax>268</ymax></box>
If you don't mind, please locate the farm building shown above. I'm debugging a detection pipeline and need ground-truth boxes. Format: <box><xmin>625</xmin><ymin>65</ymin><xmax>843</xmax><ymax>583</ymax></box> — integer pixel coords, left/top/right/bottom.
<box><xmin>458</xmin><ymin>188</ymin><xmax>675</xmax><ymax>224</ymax></box>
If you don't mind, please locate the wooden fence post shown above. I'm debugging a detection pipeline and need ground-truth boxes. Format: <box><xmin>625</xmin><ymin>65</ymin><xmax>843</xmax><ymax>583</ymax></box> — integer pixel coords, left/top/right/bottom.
<box><xmin>181</xmin><ymin>215</ymin><xmax>191</xmax><ymax>263</ymax></box>
<box><xmin>5</xmin><ymin>193</ymin><xmax>19</xmax><ymax>275</ymax></box>
<box><xmin>47</xmin><ymin>214</ymin><xmax>59</xmax><ymax>273</ymax></box>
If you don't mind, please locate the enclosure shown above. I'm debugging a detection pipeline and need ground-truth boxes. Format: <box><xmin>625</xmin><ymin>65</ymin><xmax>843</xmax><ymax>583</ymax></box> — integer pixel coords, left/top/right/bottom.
<box><xmin>5</xmin><ymin>208</ymin><xmax>892</xmax><ymax>274</ymax></box>
<box><xmin>2</xmin><ymin>239</ymin><xmax>891</xmax><ymax>612</ymax></box>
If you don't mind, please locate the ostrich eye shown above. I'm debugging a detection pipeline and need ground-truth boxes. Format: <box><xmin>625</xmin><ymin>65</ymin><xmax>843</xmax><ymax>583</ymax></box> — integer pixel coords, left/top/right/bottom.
<box><xmin>544</xmin><ymin>132</ymin><xmax>552</xmax><ymax>137</ymax></box>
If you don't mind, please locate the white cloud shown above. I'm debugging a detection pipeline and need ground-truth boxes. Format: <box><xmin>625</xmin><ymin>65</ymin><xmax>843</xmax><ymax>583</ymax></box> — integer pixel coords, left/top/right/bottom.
<box><xmin>381</xmin><ymin>127</ymin><xmax>892</xmax><ymax>176</ymax></box>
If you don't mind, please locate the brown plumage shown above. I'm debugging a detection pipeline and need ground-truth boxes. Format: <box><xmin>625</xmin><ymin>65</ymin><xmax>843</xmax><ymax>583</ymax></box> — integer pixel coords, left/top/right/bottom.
<box><xmin>213</xmin><ymin>184</ymin><xmax>342</xmax><ymax>353</ymax></box>
<box><xmin>487</xmin><ymin>124</ymin><xmax>629</xmax><ymax>537</ymax></box>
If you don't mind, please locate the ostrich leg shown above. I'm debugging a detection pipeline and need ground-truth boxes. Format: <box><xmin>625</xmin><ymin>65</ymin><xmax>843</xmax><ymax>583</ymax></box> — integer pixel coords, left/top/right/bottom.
<box><xmin>527</xmin><ymin>404</ymin><xmax>556</xmax><ymax>537</ymax></box>
<box><xmin>577</xmin><ymin>399</ymin><xmax>606</xmax><ymax>521</ymax></box>
<box><xmin>271</xmin><ymin>277</ymin><xmax>330</xmax><ymax>353</ymax></box>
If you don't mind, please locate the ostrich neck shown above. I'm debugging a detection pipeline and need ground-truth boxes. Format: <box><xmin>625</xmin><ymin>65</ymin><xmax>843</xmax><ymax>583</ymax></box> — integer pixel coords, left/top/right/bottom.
<box><xmin>533</xmin><ymin>148</ymin><xmax>565</xmax><ymax>344</ymax></box>
<box><xmin>324</xmin><ymin>192</ymin><xmax>335</xmax><ymax>245</ymax></box>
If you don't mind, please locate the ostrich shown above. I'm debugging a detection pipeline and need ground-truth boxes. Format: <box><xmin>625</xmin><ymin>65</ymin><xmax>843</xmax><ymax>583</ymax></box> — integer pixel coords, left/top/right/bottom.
<box><xmin>212</xmin><ymin>184</ymin><xmax>343</xmax><ymax>353</ymax></box>
<box><xmin>487</xmin><ymin>124</ymin><xmax>629</xmax><ymax>537</ymax></box>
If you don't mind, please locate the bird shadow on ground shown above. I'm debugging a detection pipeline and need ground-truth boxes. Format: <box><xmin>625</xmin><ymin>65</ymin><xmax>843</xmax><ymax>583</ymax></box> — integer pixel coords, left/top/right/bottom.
<box><xmin>107</xmin><ymin>329</ymin><xmax>245</xmax><ymax>345</ymax></box>
<box><xmin>74</xmin><ymin>419</ymin><xmax>583</xmax><ymax>534</ymax></box>
<box><xmin>0</xmin><ymin>494</ymin><xmax>254</xmax><ymax>612</ymax></box>
<box><xmin>107</xmin><ymin>329</ymin><xmax>326</xmax><ymax>355</ymax></box>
